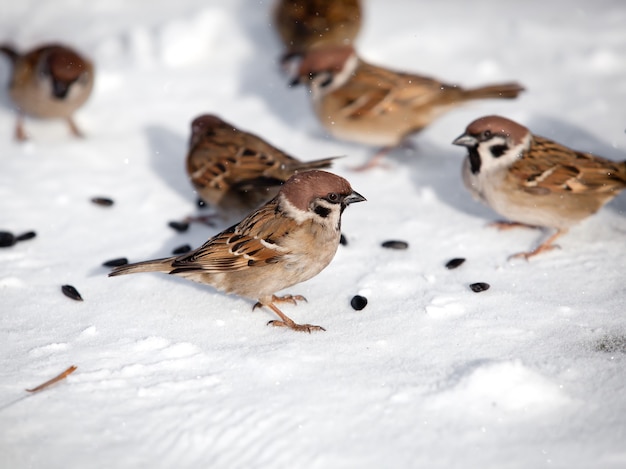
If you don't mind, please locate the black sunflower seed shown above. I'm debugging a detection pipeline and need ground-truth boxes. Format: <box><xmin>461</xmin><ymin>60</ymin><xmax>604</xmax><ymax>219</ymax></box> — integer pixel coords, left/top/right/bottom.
<box><xmin>61</xmin><ymin>285</ymin><xmax>83</xmax><ymax>301</ymax></box>
<box><xmin>15</xmin><ymin>231</ymin><xmax>36</xmax><ymax>242</ymax></box>
<box><xmin>350</xmin><ymin>295</ymin><xmax>368</xmax><ymax>311</ymax></box>
<box><xmin>168</xmin><ymin>221</ymin><xmax>190</xmax><ymax>233</ymax></box>
<box><xmin>381</xmin><ymin>240</ymin><xmax>408</xmax><ymax>250</ymax></box>
<box><xmin>0</xmin><ymin>231</ymin><xmax>16</xmax><ymax>247</ymax></box>
<box><xmin>469</xmin><ymin>282</ymin><xmax>490</xmax><ymax>293</ymax></box>
<box><xmin>90</xmin><ymin>197</ymin><xmax>114</xmax><ymax>207</ymax></box>
<box><xmin>445</xmin><ymin>258</ymin><xmax>466</xmax><ymax>270</ymax></box>
<box><xmin>172</xmin><ymin>244</ymin><xmax>192</xmax><ymax>255</ymax></box>
<box><xmin>340</xmin><ymin>234</ymin><xmax>348</xmax><ymax>246</ymax></box>
<box><xmin>102</xmin><ymin>257</ymin><xmax>129</xmax><ymax>267</ymax></box>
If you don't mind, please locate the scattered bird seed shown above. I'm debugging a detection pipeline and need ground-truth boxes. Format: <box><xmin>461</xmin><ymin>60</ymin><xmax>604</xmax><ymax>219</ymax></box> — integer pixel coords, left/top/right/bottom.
<box><xmin>102</xmin><ymin>257</ymin><xmax>129</xmax><ymax>267</ymax></box>
<box><xmin>61</xmin><ymin>285</ymin><xmax>83</xmax><ymax>301</ymax></box>
<box><xmin>172</xmin><ymin>244</ymin><xmax>192</xmax><ymax>255</ymax></box>
<box><xmin>469</xmin><ymin>282</ymin><xmax>490</xmax><ymax>293</ymax></box>
<box><xmin>15</xmin><ymin>231</ymin><xmax>37</xmax><ymax>242</ymax></box>
<box><xmin>0</xmin><ymin>231</ymin><xmax>16</xmax><ymax>247</ymax></box>
<box><xmin>340</xmin><ymin>234</ymin><xmax>348</xmax><ymax>246</ymax></box>
<box><xmin>445</xmin><ymin>258</ymin><xmax>466</xmax><ymax>270</ymax></box>
<box><xmin>350</xmin><ymin>295</ymin><xmax>368</xmax><ymax>311</ymax></box>
<box><xmin>90</xmin><ymin>197</ymin><xmax>114</xmax><ymax>207</ymax></box>
<box><xmin>197</xmin><ymin>197</ymin><xmax>207</xmax><ymax>208</ymax></box>
<box><xmin>168</xmin><ymin>221</ymin><xmax>190</xmax><ymax>233</ymax></box>
<box><xmin>381</xmin><ymin>240</ymin><xmax>408</xmax><ymax>250</ymax></box>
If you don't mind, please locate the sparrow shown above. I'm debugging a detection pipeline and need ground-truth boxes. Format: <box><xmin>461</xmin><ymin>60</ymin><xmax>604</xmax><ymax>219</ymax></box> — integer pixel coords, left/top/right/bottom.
<box><xmin>186</xmin><ymin>114</ymin><xmax>340</xmax><ymax>221</ymax></box>
<box><xmin>0</xmin><ymin>43</ymin><xmax>94</xmax><ymax>141</ymax></box>
<box><xmin>453</xmin><ymin>115</ymin><xmax>626</xmax><ymax>259</ymax></box>
<box><xmin>109</xmin><ymin>170</ymin><xmax>366</xmax><ymax>332</ymax></box>
<box><xmin>289</xmin><ymin>45</ymin><xmax>525</xmax><ymax>170</ymax></box>
<box><xmin>273</xmin><ymin>0</ymin><xmax>362</xmax><ymax>58</ymax></box>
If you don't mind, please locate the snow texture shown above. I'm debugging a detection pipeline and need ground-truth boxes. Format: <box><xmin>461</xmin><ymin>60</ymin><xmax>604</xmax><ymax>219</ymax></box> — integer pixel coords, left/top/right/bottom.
<box><xmin>1</xmin><ymin>1</ymin><xmax>625</xmax><ymax>468</ymax></box>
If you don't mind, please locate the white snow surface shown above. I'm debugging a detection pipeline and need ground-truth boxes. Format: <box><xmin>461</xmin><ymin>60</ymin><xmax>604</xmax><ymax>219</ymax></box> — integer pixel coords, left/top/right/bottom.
<box><xmin>1</xmin><ymin>1</ymin><xmax>626</xmax><ymax>468</ymax></box>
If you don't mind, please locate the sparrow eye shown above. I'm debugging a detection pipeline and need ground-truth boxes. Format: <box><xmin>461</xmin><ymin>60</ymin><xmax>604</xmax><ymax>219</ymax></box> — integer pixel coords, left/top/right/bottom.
<box><xmin>327</xmin><ymin>192</ymin><xmax>339</xmax><ymax>203</ymax></box>
<box><xmin>482</xmin><ymin>130</ymin><xmax>492</xmax><ymax>139</ymax></box>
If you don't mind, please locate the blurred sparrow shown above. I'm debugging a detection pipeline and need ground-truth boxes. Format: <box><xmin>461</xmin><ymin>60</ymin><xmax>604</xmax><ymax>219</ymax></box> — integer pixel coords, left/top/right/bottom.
<box><xmin>110</xmin><ymin>170</ymin><xmax>366</xmax><ymax>332</ymax></box>
<box><xmin>453</xmin><ymin>115</ymin><xmax>626</xmax><ymax>259</ymax></box>
<box><xmin>273</xmin><ymin>0</ymin><xmax>362</xmax><ymax>57</ymax></box>
<box><xmin>0</xmin><ymin>43</ymin><xmax>94</xmax><ymax>141</ymax></box>
<box><xmin>187</xmin><ymin>114</ymin><xmax>340</xmax><ymax>221</ymax></box>
<box><xmin>290</xmin><ymin>45</ymin><xmax>525</xmax><ymax>170</ymax></box>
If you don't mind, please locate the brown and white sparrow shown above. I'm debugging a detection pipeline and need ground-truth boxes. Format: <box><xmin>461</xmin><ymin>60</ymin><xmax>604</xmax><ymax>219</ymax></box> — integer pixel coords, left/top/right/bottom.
<box><xmin>273</xmin><ymin>0</ymin><xmax>362</xmax><ymax>57</ymax></box>
<box><xmin>109</xmin><ymin>170</ymin><xmax>366</xmax><ymax>332</ymax></box>
<box><xmin>453</xmin><ymin>115</ymin><xmax>626</xmax><ymax>259</ymax></box>
<box><xmin>290</xmin><ymin>45</ymin><xmax>525</xmax><ymax>170</ymax></box>
<box><xmin>0</xmin><ymin>43</ymin><xmax>94</xmax><ymax>141</ymax></box>
<box><xmin>187</xmin><ymin>114</ymin><xmax>340</xmax><ymax>221</ymax></box>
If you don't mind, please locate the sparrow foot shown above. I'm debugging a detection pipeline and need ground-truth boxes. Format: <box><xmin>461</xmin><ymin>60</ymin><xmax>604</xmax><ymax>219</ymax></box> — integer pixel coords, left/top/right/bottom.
<box><xmin>15</xmin><ymin>116</ymin><xmax>28</xmax><ymax>141</ymax></box>
<box><xmin>261</xmin><ymin>301</ymin><xmax>325</xmax><ymax>333</ymax></box>
<box><xmin>350</xmin><ymin>147</ymin><xmax>393</xmax><ymax>172</ymax></box>
<box><xmin>253</xmin><ymin>294</ymin><xmax>307</xmax><ymax>310</ymax></box>
<box><xmin>489</xmin><ymin>221</ymin><xmax>538</xmax><ymax>231</ymax></box>
<box><xmin>183</xmin><ymin>214</ymin><xmax>218</xmax><ymax>227</ymax></box>
<box><xmin>67</xmin><ymin>117</ymin><xmax>85</xmax><ymax>138</ymax></box>
<box><xmin>508</xmin><ymin>230</ymin><xmax>565</xmax><ymax>260</ymax></box>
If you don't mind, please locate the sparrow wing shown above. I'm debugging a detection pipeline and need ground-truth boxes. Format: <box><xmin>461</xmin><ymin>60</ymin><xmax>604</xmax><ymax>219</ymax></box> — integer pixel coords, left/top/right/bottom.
<box><xmin>170</xmin><ymin>200</ymin><xmax>291</xmax><ymax>274</ymax></box>
<box><xmin>510</xmin><ymin>136</ymin><xmax>626</xmax><ymax>195</ymax></box>
<box><xmin>340</xmin><ymin>62</ymin><xmax>455</xmax><ymax>119</ymax></box>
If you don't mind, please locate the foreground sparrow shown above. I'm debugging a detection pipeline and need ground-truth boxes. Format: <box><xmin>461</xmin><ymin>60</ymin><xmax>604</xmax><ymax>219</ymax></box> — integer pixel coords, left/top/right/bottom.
<box><xmin>110</xmin><ymin>170</ymin><xmax>366</xmax><ymax>332</ymax></box>
<box><xmin>0</xmin><ymin>43</ymin><xmax>94</xmax><ymax>141</ymax></box>
<box><xmin>273</xmin><ymin>0</ymin><xmax>362</xmax><ymax>57</ymax></box>
<box><xmin>187</xmin><ymin>114</ymin><xmax>340</xmax><ymax>220</ymax></box>
<box><xmin>453</xmin><ymin>115</ymin><xmax>626</xmax><ymax>259</ymax></box>
<box><xmin>290</xmin><ymin>45</ymin><xmax>525</xmax><ymax>170</ymax></box>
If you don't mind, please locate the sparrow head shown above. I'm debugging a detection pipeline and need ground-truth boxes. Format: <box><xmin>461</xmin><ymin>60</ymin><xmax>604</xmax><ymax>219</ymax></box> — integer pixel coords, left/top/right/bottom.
<box><xmin>279</xmin><ymin>170</ymin><xmax>365</xmax><ymax>226</ymax></box>
<box><xmin>39</xmin><ymin>45</ymin><xmax>92</xmax><ymax>99</ymax></box>
<box><xmin>288</xmin><ymin>45</ymin><xmax>358</xmax><ymax>95</ymax></box>
<box><xmin>190</xmin><ymin>114</ymin><xmax>232</xmax><ymax>147</ymax></box>
<box><xmin>453</xmin><ymin>115</ymin><xmax>531</xmax><ymax>175</ymax></box>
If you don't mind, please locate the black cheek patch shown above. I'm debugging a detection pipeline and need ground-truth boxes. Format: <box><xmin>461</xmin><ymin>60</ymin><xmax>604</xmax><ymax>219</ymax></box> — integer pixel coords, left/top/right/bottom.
<box><xmin>490</xmin><ymin>145</ymin><xmax>508</xmax><ymax>158</ymax></box>
<box><xmin>314</xmin><ymin>205</ymin><xmax>331</xmax><ymax>218</ymax></box>
<box><xmin>468</xmin><ymin>147</ymin><xmax>481</xmax><ymax>174</ymax></box>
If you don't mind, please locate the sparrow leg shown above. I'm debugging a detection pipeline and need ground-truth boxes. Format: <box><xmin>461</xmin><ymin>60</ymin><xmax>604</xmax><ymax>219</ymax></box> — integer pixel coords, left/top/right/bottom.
<box><xmin>490</xmin><ymin>220</ymin><xmax>539</xmax><ymax>230</ymax></box>
<box><xmin>67</xmin><ymin>117</ymin><xmax>85</xmax><ymax>138</ymax></box>
<box><xmin>265</xmin><ymin>302</ymin><xmax>326</xmax><ymax>333</ymax></box>
<box><xmin>183</xmin><ymin>214</ymin><xmax>218</xmax><ymax>227</ymax></box>
<box><xmin>253</xmin><ymin>294</ymin><xmax>307</xmax><ymax>310</ymax></box>
<box><xmin>15</xmin><ymin>114</ymin><xmax>28</xmax><ymax>141</ymax></box>
<box><xmin>351</xmin><ymin>147</ymin><xmax>393</xmax><ymax>172</ymax></box>
<box><xmin>509</xmin><ymin>229</ymin><xmax>565</xmax><ymax>260</ymax></box>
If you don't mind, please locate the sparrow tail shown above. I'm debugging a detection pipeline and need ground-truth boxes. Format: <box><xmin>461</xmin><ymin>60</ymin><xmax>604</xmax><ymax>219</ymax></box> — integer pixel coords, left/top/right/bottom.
<box><xmin>108</xmin><ymin>258</ymin><xmax>173</xmax><ymax>277</ymax></box>
<box><xmin>0</xmin><ymin>44</ymin><xmax>19</xmax><ymax>64</ymax></box>
<box><xmin>463</xmin><ymin>82</ymin><xmax>525</xmax><ymax>101</ymax></box>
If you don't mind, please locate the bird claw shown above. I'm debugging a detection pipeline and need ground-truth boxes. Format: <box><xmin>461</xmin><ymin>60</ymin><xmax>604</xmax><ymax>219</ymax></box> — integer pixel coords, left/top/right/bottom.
<box><xmin>508</xmin><ymin>243</ymin><xmax>561</xmax><ymax>261</ymax></box>
<box><xmin>273</xmin><ymin>294</ymin><xmax>307</xmax><ymax>305</ymax></box>
<box><xmin>489</xmin><ymin>221</ymin><xmax>538</xmax><ymax>231</ymax></box>
<box><xmin>267</xmin><ymin>320</ymin><xmax>326</xmax><ymax>333</ymax></box>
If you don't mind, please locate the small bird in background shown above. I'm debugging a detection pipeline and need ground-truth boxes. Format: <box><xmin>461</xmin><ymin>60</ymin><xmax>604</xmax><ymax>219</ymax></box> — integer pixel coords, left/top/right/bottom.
<box><xmin>0</xmin><ymin>43</ymin><xmax>94</xmax><ymax>141</ymax></box>
<box><xmin>273</xmin><ymin>0</ymin><xmax>362</xmax><ymax>59</ymax></box>
<box><xmin>186</xmin><ymin>114</ymin><xmax>339</xmax><ymax>222</ymax></box>
<box><xmin>110</xmin><ymin>170</ymin><xmax>366</xmax><ymax>333</ymax></box>
<box><xmin>453</xmin><ymin>115</ymin><xmax>626</xmax><ymax>259</ymax></box>
<box><xmin>289</xmin><ymin>45</ymin><xmax>525</xmax><ymax>170</ymax></box>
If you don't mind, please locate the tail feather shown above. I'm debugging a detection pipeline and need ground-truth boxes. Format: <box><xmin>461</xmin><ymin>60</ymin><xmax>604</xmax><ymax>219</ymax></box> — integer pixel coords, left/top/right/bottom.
<box><xmin>108</xmin><ymin>257</ymin><xmax>174</xmax><ymax>277</ymax></box>
<box><xmin>0</xmin><ymin>44</ymin><xmax>19</xmax><ymax>64</ymax></box>
<box><xmin>463</xmin><ymin>82</ymin><xmax>525</xmax><ymax>101</ymax></box>
<box><xmin>295</xmin><ymin>155</ymin><xmax>343</xmax><ymax>171</ymax></box>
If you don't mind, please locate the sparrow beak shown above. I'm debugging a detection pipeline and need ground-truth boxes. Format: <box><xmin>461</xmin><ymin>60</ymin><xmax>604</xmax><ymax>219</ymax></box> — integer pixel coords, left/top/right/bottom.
<box><xmin>344</xmin><ymin>191</ymin><xmax>366</xmax><ymax>205</ymax></box>
<box><xmin>452</xmin><ymin>134</ymin><xmax>478</xmax><ymax>147</ymax></box>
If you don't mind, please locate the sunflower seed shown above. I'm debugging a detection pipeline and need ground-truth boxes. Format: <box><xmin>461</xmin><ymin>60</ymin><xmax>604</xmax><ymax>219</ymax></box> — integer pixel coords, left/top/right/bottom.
<box><xmin>102</xmin><ymin>257</ymin><xmax>129</xmax><ymax>267</ymax></box>
<box><xmin>90</xmin><ymin>197</ymin><xmax>114</xmax><ymax>207</ymax></box>
<box><xmin>381</xmin><ymin>240</ymin><xmax>408</xmax><ymax>250</ymax></box>
<box><xmin>445</xmin><ymin>258</ymin><xmax>466</xmax><ymax>269</ymax></box>
<box><xmin>469</xmin><ymin>282</ymin><xmax>490</xmax><ymax>293</ymax></box>
<box><xmin>168</xmin><ymin>221</ymin><xmax>189</xmax><ymax>233</ymax></box>
<box><xmin>61</xmin><ymin>285</ymin><xmax>83</xmax><ymax>301</ymax></box>
<box><xmin>340</xmin><ymin>234</ymin><xmax>348</xmax><ymax>246</ymax></box>
<box><xmin>350</xmin><ymin>295</ymin><xmax>368</xmax><ymax>311</ymax></box>
<box><xmin>0</xmin><ymin>231</ymin><xmax>16</xmax><ymax>247</ymax></box>
<box><xmin>172</xmin><ymin>244</ymin><xmax>192</xmax><ymax>255</ymax></box>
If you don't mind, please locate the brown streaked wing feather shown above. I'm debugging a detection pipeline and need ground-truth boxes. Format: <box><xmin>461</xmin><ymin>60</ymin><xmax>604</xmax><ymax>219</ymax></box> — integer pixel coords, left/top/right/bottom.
<box><xmin>170</xmin><ymin>200</ymin><xmax>291</xmax><ymax>274</ymax></box>
<box><xmin>342</xmin><ymin>62</ymin><xmax>456</xmax><ymax>118</ymax></box>
<box><xmin>510</xmin><ymin>136</ymin><xmax>626</xmax><ymax>194</ymax></box>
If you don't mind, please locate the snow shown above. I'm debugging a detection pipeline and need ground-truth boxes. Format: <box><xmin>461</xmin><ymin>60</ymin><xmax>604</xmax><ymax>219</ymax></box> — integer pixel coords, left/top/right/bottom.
<box><xmin>1</xmin><ymin>1</ymin><xmax>626</xmax><ymax>468</ymax></box>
